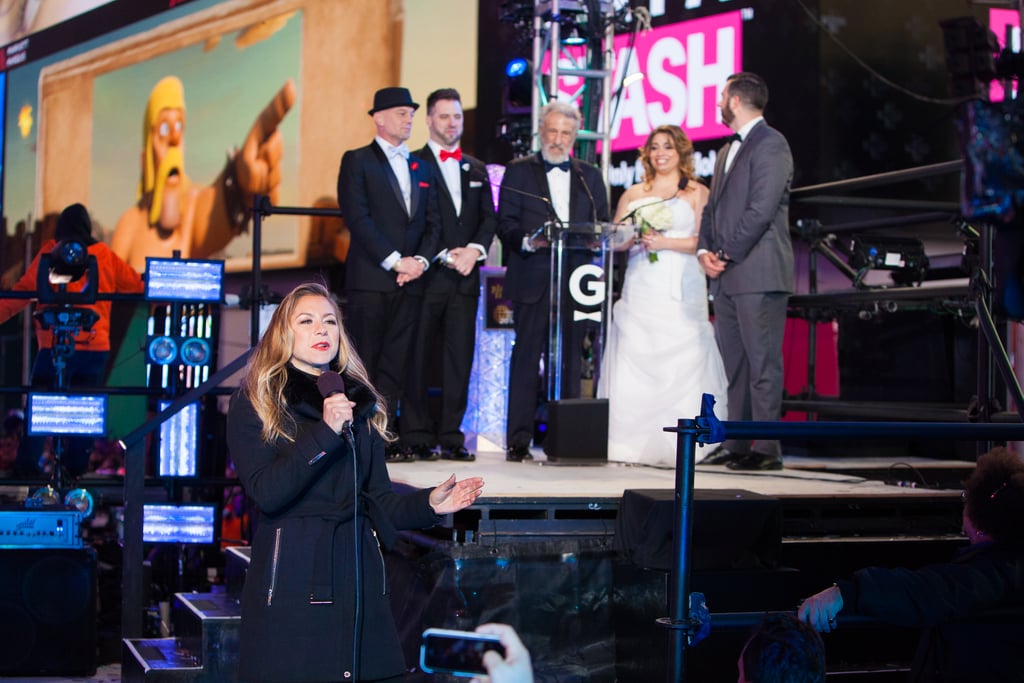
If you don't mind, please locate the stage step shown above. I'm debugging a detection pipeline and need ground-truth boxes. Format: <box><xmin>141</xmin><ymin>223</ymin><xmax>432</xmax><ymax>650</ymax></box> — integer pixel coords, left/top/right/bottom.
<box><xmin>122</xmin><ymin>592</ymin><xmax>241</xmax><ymax>682</ymax></box>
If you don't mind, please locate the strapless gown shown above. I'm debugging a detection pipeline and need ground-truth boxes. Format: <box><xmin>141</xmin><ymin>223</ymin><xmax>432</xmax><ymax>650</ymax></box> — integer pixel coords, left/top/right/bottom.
<box><xmin>598</xmin><ymin>196</ymin><xmax>729</xmax><ymax>467</ymax></box>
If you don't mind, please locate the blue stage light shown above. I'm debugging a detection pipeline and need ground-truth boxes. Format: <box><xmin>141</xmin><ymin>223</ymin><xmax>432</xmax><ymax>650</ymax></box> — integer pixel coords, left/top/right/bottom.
<box><xmin>506</xmin><ymin>58</ymin><xmax>528</xmax><ymax>78</ymax></box>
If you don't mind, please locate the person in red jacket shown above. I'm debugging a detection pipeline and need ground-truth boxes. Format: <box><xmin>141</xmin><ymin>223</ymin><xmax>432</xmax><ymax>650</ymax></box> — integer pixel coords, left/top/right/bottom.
<box><xmin>0</xmin><ymin>203</ymin><xmax>144</xmax><ymax>475</ymax></box>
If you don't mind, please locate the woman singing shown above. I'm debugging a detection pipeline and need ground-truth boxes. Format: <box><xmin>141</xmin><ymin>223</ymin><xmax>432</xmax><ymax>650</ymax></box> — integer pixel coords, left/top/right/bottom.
<box><xmin>227</xmin><ymin>282</ymin><xmax>484</xmax><ymax>682</ymax></box>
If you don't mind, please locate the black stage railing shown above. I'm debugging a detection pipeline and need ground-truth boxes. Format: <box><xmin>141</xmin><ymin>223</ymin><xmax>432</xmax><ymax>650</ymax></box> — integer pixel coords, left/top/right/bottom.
<box><xmin>661</xmin><ymin>406</ymin><xmax>1024</xmax><ymax>683</ymax></box>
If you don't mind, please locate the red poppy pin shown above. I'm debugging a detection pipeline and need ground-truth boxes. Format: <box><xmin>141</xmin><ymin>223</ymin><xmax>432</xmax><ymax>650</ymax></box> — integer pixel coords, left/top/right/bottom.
<box><xmin>410</xmin><ymin>161</ymin><xmax>419</xmax><ymax>171</ymax></box>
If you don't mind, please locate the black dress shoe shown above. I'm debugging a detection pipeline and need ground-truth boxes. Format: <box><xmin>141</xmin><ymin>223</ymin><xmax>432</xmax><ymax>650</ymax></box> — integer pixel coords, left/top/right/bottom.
<box><xmin>440</xmin><ymin>446</ymin><xmax>476</xmax><ymax>462</ymax></box>
<box><xmin>698</xmin><ymin>446</ymin><xmax>738</xmax><ymax>465</ymax></box>
<box><xmin>410</xmin><ymin>444</ymin><xmax>440</xmax><ymax>461</ymax></box>
<box><xmin>505</xmin><ymin>445</ymin><xmax>532</xmax><ymax>462</ymax></box>
<box><xmin>726</xmin><ymin>452</ymin><xmax>783</xmax><ymax>471</ymax></box>
<box><xmin>385</xmin><ymin>444</ymin><xmax>415</xmax><ymax>463</ymax></box>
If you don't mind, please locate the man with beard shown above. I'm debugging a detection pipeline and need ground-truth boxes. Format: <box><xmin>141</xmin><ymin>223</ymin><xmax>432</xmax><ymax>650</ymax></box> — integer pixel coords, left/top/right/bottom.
<box><xmin>496</xmin><ymin>101</ymin><xmax>609</xmax><ymax>462</ymax></box>
<box><xmin>400</xmin><ymin>88</ymin><xmax>496</xmax><ymax>462</ymax></box>
<box><xmin>336</xmin><ymin>86</ymin><xmax>440</xmax><ymax>461</ymax></box>
<box><xmin>110</xmin><ymin>75</ymin><xmax>295</xmax><ymax>272</ymax></box>
<box><xmin>696</xmin><ymin>72</ymin><xmax>794</xmax><ymax>471</ymax></box>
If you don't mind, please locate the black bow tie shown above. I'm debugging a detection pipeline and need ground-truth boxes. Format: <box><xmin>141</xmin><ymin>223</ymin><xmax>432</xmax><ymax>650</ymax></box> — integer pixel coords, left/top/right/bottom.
<box><xmin>544</xmin><ymin>159</ymin><xmax>571</xmax><ymax>173</ymax></box>
<box><xmin>729</xmin><ymin>133</ymin><xmax>742</xmax><ymax>143</ymax></box>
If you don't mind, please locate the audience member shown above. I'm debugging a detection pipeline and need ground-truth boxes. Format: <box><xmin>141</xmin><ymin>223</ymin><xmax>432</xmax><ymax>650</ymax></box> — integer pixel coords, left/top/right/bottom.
<box><xmin>471</xmin><ymin>623</ymin><xmax>534</xmax><ymax>683</ymax></box>
<box><xmin>739</xmin><ymin>612</ymin><xmax>825</xmax><ymax>683</ymax></box>
<box><xmin>798</xmin><ymin>447</ymin><xmax>1024</xmax><ymax>682</ymax></box>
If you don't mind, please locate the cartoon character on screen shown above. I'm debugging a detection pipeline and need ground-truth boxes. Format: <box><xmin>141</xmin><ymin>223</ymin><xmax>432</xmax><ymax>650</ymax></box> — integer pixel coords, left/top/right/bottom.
<box><xmin>110</xmin><ymin>75</ymin><xmax>296</xmax><ymax>272</ymax></box>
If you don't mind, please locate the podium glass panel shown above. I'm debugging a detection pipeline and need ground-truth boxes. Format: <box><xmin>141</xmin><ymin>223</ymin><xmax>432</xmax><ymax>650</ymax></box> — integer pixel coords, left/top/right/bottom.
<box><xmin>545</xmin><ymin>221</ymin><xmax>633</xmax><ymax>401</ymax></box>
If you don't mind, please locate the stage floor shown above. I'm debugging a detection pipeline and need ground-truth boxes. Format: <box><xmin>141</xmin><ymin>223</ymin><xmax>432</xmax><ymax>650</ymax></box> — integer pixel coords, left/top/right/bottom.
<box><xmin>387</xmin><ymin>437</ymin><xmax>970</xmax><ymax>501</ymax></box>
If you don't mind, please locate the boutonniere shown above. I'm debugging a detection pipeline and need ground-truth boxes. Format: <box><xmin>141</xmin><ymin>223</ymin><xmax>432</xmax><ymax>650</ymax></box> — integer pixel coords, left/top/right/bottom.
<box><xmin>410</xmin><ymin>161</ymin><xmax>419</xmax><ymax>171</ymax></box>
<box><xmin>461</xmin><ymin>162</ymin><xmax>470</xmax><ymax>173</ymax></box>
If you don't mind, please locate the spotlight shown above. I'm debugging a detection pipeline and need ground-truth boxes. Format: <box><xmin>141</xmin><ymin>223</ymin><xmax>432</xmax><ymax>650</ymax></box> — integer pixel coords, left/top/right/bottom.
<box><xmin>506</xmin><ymin>58</ymin><xmax>529</xmax><ymax>78</ymax></box>
<box><xmin>64</xmin><ymin>488</ymin><xmax>95</xmax><ymax>518</ymax></box>
<box><xmin>180</xmin><ymin>338</ymin><xmax>211</xmax><ymax>367</ymax></box>
<box><xmin>504</xmin><ymin>58</ymin><xmax>533</xmax><ymax>115</ymax></box>
<box><xmin>29</xmin><ymin>485</ymin><xmax>60</xmax><ymax>506</ymax></box>
<box><xmin>48</xmin><ymin>239</ymin><xmax>90</xmax><ymax>283</ymax></box>
<box><xmin>147</xmin><ymin>336</ymin><xmax>178</xmax><ymax>365</ymax></box>
<box><xmin>562</xmin><ymin>27</ymin><xmax>587</xmax><ymax>45</ymax></box>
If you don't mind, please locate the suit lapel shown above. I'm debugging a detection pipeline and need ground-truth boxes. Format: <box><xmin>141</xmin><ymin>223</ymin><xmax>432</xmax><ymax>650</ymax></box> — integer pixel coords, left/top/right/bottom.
<box><xmin>372</xmin><ymin>141</ymin><xmax>410</xmax><ymax>220</ymax></box>
<box><xmin>421</xmin><ymin>145</ymin><xmax>457</xmax><ymax>218</ymax></box>
<box><xmin>529</xmin><ymin>155</ymin><xmax>552</xmax><ymax>205</ymax></box>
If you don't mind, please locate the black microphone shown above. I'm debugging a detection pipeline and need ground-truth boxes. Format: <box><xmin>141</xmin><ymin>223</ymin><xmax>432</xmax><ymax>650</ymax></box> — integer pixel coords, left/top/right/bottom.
<box><xmin>574</xmin><ymin>163</ymin><xmax>599</xmax><ymax>227</ymax></box>
<box><xmin>317</xmin><ymin>371</ymin><xmax>355</xmax><ymax>447</ymax></box>
<box><xmin>488</xmin><ymin>173</ymin><xmax>562</xmax><ymax>244</ymax></box>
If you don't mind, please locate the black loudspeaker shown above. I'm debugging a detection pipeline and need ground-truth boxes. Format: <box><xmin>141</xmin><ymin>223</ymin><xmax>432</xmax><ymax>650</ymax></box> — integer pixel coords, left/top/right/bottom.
<box><xmin>543</xmin><ymin>398</ymin><xmax>608</xmax><ymax>464</ymax></box>
<box><xmin>0</xmin><ymin>548</ymin><xmax>97</xmax><ymax>676</ymax></box>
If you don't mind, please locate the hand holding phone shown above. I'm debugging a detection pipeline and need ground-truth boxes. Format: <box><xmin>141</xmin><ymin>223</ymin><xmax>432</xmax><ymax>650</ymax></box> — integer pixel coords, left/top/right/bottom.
<box><xmin>420</xmin><ymin>628</ymin><xmax>506</xmax><ymax>678</ymax></box>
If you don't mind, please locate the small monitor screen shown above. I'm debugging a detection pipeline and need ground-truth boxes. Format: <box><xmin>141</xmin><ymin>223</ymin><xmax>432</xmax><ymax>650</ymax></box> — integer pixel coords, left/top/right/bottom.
<box><xmin>27</xmin><ymin>393</ymin><xmax>107</xmax><ymax>437</ymax></box>
<box><xmin>145</xmin><ymin>258</ymin><xmax>224</xmax><ymax>303</ymax></box>
<box><xmin>142</xmin><ymin>504</ymin><xmax>217</xmax><ymax>544</ymax></box>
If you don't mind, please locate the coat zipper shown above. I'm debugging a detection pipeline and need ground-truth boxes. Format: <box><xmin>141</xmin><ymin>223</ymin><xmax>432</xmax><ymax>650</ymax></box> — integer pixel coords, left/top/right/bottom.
<box><xmin>372</xmin><ymin>529</ymin><xmax>386</xmax><ymax>595</ymax></box>
<box><xmin>267</xmin><ymin>527</ymin><xmax>282</xmax><ymax>606</ymax></box>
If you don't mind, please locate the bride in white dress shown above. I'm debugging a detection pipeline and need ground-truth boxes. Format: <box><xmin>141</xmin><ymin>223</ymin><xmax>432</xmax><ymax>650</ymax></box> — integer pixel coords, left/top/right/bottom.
<box><xmin>598</xmin><ymin>125</ymin><xmax>728</xmax><ymax>468</ymax></box>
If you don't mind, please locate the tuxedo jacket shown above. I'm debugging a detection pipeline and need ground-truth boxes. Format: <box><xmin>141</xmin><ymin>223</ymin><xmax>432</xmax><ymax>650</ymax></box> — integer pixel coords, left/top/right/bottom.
<box><xmin>336</xmin><ymin>141</ymin><xmax>440</xmax><ymax>293</ymax></box>
<box><xmin>497</xmin><ymin>154</ymin><xmax>610</xmax><ymax>304</ymax></box>
<box><xmin>416</xmin><ymin>145</ymin><xmax>497</xmax><ymax>297</ymax></box>
<box><xmin>697</xmin><ymin>120</ymin><xmax>794</xmax><ymax>296</ymax></box>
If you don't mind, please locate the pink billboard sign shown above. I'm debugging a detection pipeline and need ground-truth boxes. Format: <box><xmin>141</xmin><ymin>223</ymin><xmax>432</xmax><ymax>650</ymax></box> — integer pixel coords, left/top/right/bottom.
<box><xmin>541</xmin><ymin>11</ymin><xmax>743</xmax><ymax>151</ymax></box>
<box><xmin>990</xmin><ymin>9</ymin><xmax>1019</xmax><ymax>101</ymax></box>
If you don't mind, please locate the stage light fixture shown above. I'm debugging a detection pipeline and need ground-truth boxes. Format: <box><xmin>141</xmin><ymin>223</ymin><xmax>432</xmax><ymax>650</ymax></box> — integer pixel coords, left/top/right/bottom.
<box><xmin>180</xmin><ymin>338</ymin><xmax>210</xmax><ymax>367</ymax></box>
<box><xmin>35</xmin><ymin>243</ymin><xmax>99</xmax><ymax>305</ymax></box>
<box><xmin>506</xmin><ymin>58</ymin><xmax>528</xmax><ymax>78</ymax></box>
<box><xmin>147</xmin><ymin>336</ymin><xmax>178</xmax><ymax>365</ymax></box>
<box><xmin>48</xmin><ymin>239</ymin><xmax>90</xmax><ymax>282</ymax></box>
<box><xmin>504</xmin><ymin>58</ymin><xmax>533</xmax><ymax>115</ymax></box>
<box><xmin>562</xmin><ymin>27</ymin><xmax>587</xmax><ymax>45</ymax></box>
<box><xmin>64</xmin><ymin>488</ymin><xmax>95</xmax><ymax>518</ymax></box>
<box><xmin>847</xmin><ymin>235</ymin><xmax>929</xmax><ymax>286</ymax></box>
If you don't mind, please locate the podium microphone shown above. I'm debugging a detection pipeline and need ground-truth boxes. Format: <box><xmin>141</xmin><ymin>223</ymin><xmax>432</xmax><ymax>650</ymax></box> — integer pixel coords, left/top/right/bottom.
<box><xmin>489</xmin><ymin>175</ymin><xmax>563</xmax><ymax>229</ymax></box>
<box><xmin>317</xmin><ymin>371</ymin><xmax>355</xmax><ymax>447</ymax></box>
<box><xmin>573</xmin><ymin>163</ymin><xmax>599</xmax><ymax>226</ymax></box>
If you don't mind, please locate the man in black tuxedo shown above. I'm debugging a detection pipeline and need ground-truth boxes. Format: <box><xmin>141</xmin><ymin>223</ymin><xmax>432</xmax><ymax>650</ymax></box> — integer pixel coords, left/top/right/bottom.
<box><xmin>696</xmin><ymin>72</ymin><xmax>794</xmax><ymax>471</ymax></box>
<box><xmin>497</xmin><ymin>101</ymin><xmax>609</xmax><ymax>462</ymax></box>
<box><xmin>337</xmin><ymin>86</ymin><xmax>440</xmax><ymax>460</ymax></box>
<box><xmin>400</xmin><ymin>88</ymin><xmax>496</xmax><ymax>462</ymax></box>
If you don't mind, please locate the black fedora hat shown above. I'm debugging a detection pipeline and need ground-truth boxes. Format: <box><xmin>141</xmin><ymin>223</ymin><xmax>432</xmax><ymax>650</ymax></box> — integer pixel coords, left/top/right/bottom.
<box><xmin>368</xmin><ymin>87</ymin><xmax>419</xmax><ymax>115</ymax></box>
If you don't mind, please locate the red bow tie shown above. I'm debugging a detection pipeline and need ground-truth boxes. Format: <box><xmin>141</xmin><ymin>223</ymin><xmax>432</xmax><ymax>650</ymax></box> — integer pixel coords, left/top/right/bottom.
<box><xmin>439</xmin><ymin>148</ymin><xmax>462</xmax><ymax>162</ymax></box>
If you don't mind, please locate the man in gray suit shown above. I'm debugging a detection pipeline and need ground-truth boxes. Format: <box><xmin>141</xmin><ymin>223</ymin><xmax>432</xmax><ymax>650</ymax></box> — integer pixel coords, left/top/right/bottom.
<box><xmin>696</xmin><ymin>72</ymin><xmax>794</xmax><ymax>471</ymax></box>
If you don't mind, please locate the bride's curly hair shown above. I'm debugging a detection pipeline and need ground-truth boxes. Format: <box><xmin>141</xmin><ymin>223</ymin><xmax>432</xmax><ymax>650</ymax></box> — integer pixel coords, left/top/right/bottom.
<box><xmin>639</xmin><ymin>125</ymin><xmax>696</xmax><ymax>190</ymax></box>
<box><xmin>240</xmin><ymin>282</ymin><xmax>391</xmax><ymax>444</ymax></box>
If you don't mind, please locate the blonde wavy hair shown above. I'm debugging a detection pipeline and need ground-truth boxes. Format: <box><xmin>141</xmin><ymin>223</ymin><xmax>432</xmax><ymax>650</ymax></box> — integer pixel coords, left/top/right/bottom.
<box><xmin>639</xmin><ymin>125</ymin><xmax>696</xmax><ymax>191</ymax></box>
<box><xmin>240</xmin><ymin>282</ymin><xmax>391</xmax><ymax>443</ymax></box>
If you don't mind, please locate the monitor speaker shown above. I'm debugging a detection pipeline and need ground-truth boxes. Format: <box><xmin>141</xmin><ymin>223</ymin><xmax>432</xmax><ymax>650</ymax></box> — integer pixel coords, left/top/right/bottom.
<box><xmin>543</xmin><ymin>398</ymin><xmax>608</xmax><ymax>464</ymax></box>
<box><xmin>0</xmin><ymin>548</ymin><xmax>97</xmax><ymax>676</ymax></box>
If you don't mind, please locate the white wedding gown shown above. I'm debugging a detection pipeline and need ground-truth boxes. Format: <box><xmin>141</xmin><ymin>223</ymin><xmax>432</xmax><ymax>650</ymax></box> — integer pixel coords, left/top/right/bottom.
<box><xmin>598</xmin><ymin>196</ymin><xmax>729</xmax><ymax>467</ymax></box>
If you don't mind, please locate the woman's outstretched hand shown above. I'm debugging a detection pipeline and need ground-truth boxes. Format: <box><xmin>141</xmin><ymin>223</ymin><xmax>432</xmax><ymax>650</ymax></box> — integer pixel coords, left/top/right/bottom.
<box><xmin>429</xmin><ymin>474</ymin><xmax>484</xmax><ymax>514</ymax></box>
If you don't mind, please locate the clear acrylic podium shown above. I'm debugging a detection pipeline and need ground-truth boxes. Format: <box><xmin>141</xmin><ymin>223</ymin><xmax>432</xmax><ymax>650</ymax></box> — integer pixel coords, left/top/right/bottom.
<box><xmin>541</xmin><ymin>220</ymin><xmax>633</xmax><ymax>463</ymax></box>
<box><xmin>544</xmin><ymin>220</ymin><xmax>631</xmax><ymax>400</ymax></box>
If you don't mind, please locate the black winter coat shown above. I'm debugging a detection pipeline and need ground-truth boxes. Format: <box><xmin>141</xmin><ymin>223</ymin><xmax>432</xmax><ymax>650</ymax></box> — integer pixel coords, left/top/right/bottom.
<box><xmin>838</xmin><ymin>541</ymin><xmax>1024</xmax><ymax>682</ymax></box>
<box><xmin>227</xmin><ymin>367</ymin><xmax>439</xmax><ymax>682</ymax></box>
